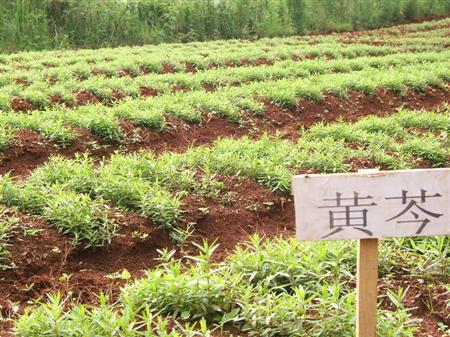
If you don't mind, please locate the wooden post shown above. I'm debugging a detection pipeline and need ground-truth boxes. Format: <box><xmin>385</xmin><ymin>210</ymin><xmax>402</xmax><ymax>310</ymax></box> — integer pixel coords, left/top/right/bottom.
<box><xmin>356</xmin><ymin>238</ymin><xmax>379</xmax><ymax>337</ymax></box>
<box><xmin>356</xmin><ymin>168</ymin><xmax>379</xmax><ymax>337</ymax></box>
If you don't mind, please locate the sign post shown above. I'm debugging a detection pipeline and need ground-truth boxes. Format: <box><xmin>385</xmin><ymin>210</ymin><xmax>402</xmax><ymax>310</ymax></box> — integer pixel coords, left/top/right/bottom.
<box><xmin>356</xmin><ymin>168</ymin><xmax>379</xmax><ymax>337</ymax></box>
<box><xmin>292</xmin><ymin>168</ymin><xmax>449</xmax><ymax>337</ymax></box>
<box><xmin>356</xmin><ymin>238</ymin><xmax>378</xmax><ymax>337</ymax></box>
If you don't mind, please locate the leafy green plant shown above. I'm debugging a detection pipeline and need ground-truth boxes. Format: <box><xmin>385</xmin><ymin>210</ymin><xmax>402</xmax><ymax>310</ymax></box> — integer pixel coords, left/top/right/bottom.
<box><xmin>14</xmin><ymin>293</ymin><xmax>200</xmax><ymax>337</ymax></box>
<box><xmin>43</xmin><ymin>190</ymin><xmax>117</xmax><ymax>247</ymax></box>
<box><xmin>0</xmin><ymin>208</ymin><xmax>19</xmax><ymax>270</ymax></box>
<box><xmin>122</xmin><ymin>241</ymin><xmax>240</xmax><ymax>321</ymax></box>
<box><xmin>0</xmin><ymin>123</ymin><xmax>13</xmax><ymax>151</ymax></box>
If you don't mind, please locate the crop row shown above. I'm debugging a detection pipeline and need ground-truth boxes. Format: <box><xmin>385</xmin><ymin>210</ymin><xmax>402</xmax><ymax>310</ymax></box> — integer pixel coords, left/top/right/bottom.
<box><xmin>0</xmin><ymin>60</ymin><xmax>448</xmax><ymax>151</ymax></box>
<box><xmin>1</xmin><ymin>49</ymin><xmax>448</xmax><ymax>113</ymax></box>
<box><xmin>2</xmin><ymin>17</ymin><xmax>448</xmax><ymax>70</ymax></box>
<box><xmin>0</xmin><ymin>109</ymin><xmax>448</xmax><ymax>247</ymax></box>
<box><xmin>351</xmin><ymin>26</ymin><xmax>450</xmax><ymax>40</ymax></box>
<box><xmin>1</xmin><ymin>42</ymin><xmax>442</xmax><ymax>89</ymax></box>
<box><xmin>14</xmin><ymin>234</ymin><xmax>449</xmax><ymax>336</ymax></box>
<box><xmin>0</xmin><ymin>19</ymin><xmax>447</xmax><ymax>82</ymax></box>
<box><xmin>0</xmin><ymin>206</ymin><xmax>17</xmax><ymax>270</ymax></box>
<box><xmin>342</xmin><ymin>35</ymin><xmax>449</xmax><ymax>48</ymax></box>
<box><xmin>339</xmin><ymin>25</ymin><xmax>450</xmax><ymax>42</ymax></box>
<box><xmin>372</xmin><ymin>17</ymin><xmax>450</xmax><ymax>35</ymax></box>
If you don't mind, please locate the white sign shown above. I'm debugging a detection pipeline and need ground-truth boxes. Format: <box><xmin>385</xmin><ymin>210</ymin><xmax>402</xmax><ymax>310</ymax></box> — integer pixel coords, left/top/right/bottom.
<box><xmin>293</xmin><ymin>168</ymin><xmax>450</xmax><ymax>241</ymax></box>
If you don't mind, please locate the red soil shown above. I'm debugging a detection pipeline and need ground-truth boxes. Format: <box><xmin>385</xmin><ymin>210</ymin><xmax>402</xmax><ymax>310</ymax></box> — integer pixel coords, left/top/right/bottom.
<box><xmin>381</xmin><ymin>279</ymin><xmax>450</xmax><ymax>337</ymax></box>
<box><xmin>91</xmin><ymin>69</ymin><xmax>112</xmax><ymax>78</ymax></box>
<box><xmin>184</xmin><ymin>62</ymin><xmax>198</xmax><ymax>73</ymax></box>
<box><xmin>139</xmin><ymin>66</ymin><xmax>150</xmax><ymax>74</ymax></box>
<box><xmin>139</xmin><ymin>86</ymin><xmax>158</xmax><ymax>97</ymax></box>
<box><xmin>121</xmin><ymin>115</ymin><xmax>247</xmax><ymax>155</ymax></box>
<box><xmin>161</xmin><ymin>63</ymin><xmax>176</xmax><ymax>74</ymax></box>
<box><xmin>0</xmin><ymin>128</ymin><xmax>114</xmax><ymax>179</ymax></box>
<box><xmin>201</xmin><ymin>83</ymin><xmax>216</xmax><ymax>92</ymax></box>
<box><xmin>223</xmin><ymin>60</ymin><xmax>237</xmax><ymax>68</ymax></box>
<box><xmin>14</xmin><ymin>78</ymin><xmax>30</xmax><ymax>86</ymax></box>
<box><xmin>50</xmin><ymin>94</ymin><xmax>65</xmax><ymax>104</ymax></box>
<box><xmin>112</xmin><ymin>89</ymin><xmax>126</xmax><ymax>101</ymax></box>
<box><xmin>49</xmin><ymin>94</ymin><xmax>75</xmax><ymax>108</ymax></box>
<box><xmin>172</xmin><ymin>84</ymin><xmax>188</xmax><ymax>92</ymax></box>
<box><xmin>183</xmin><ymin>176</ymin><xmax>295</xmax><ymax>257</ymax></box>
<box><xmin>10</xmin><ymin>97</ymin><xmax>35</xmax><ymax>112</ymax></box>
<box><xmin>255</xmin><ymin>57</ymin><xmax>273</xmax><ymax>66</ymax></box>
<box><xmin>76</xmin><ymin>90</ymin><xmax>101</xmax><ymax>105</ymax></box>
<box><xmin>240</xmin><ymin>58</ymin><xmax>273</xmax><ymax>66</ymax></box>
<box><xmin>207</xmin><ymin>63</ymin><xmax>219</xmax><ymax>69</ymax></box>
<box><xmin>117</xmin><ymin>70</ymin><xmax>134</xmax><ymax>78</ymax></box>
<box><xmin>0</xmin><ymin>130</ymin><xmax>54</xmax><ymax>177</ymax></box>
<box><xmin>272</xmin><ymin>86</ymin><xmax>450</xmax><ymax>142</ymax></box>
<box><xmin>239</xmin><ymin>59</ymin><xmax>253</xmax><ymax>66</ymax></box>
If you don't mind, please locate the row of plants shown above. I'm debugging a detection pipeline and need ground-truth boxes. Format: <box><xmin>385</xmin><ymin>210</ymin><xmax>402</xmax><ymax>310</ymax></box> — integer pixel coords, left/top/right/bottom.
<box><xmin>343</xmin><ymin>35</ymin><xmax>449</xmax><ymax>48</ymax></box>
<box><xmin>155</xmin><ymin>108</ymin><xmax>449</xmax><ymax>192</ymax></box>
<box><xmin>1</xmin><ymin>15</ymin><xmax>448</xmax><ymax>68</ymax></box>
<box><xmin>348</xmin><ymin>25</ymin><xmax>450</xmax><ymax>39</ymax></box>
<box><xmin>0</xmin><ymin>109</ymin><xmax>447</xmax><ymax>248</ymax></box>
<box><xmin>0</xmin><ymin>59</ymin><xmax>447</xmax><ymax>151</ymax></box>
<box><xmin>0</xmin><ymin>152</ymin><xmax>188</xmax><ymax>247</ymax></box>
<box><xmin>14</xmin><ymin>233</ymin><xmax>449</xmax><ymax>336</ymax></box>
<box><xmin>0</xmin><ymin>206</ymin><xmax>19</xmax><ymax>270</ymax></box>
<box><xmin>0</xmin><ymin>40</ymin><xmax>442</xmax><ymax>86</ymax></box>
<box><xmin>2</xmin><ymin>49</ymin><xmax>448</xmax><ymax>112</ymax></box>
<box><xmin>371</xmin><ymin>18</ymin><xmax>450</xmax><ymax>35</ymax></box>
<box><xmin>340</xmin><ymin>25</ymin><xmax>450</xmax><ymax>40</ymax></box>
<box><xmin>1</xmin><ymin>18</ymin><xmax>448</xmax><ymax>83</ymax></box>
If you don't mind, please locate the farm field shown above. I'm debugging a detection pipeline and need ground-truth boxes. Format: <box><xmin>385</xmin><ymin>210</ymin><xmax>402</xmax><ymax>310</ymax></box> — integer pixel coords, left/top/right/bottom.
<box><xmin>0</xmin><ymin>17</ymin><xmax>449</xmax><ymax>337</ymax></box>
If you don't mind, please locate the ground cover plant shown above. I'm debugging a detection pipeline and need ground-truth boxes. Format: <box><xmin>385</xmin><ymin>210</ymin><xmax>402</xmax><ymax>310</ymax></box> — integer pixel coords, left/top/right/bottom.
<box><xmin>0</xmin><ymin>17</ymin><xmax>448</xmax><ymax>337</ymax></box>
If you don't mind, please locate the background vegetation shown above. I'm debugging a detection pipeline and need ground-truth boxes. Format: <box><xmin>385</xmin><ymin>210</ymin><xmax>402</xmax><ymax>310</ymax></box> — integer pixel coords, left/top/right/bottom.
<box><xmin>1</xmin><ymin>0</ymin><xmax>449</xmax><ymax>53</ymax></box>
